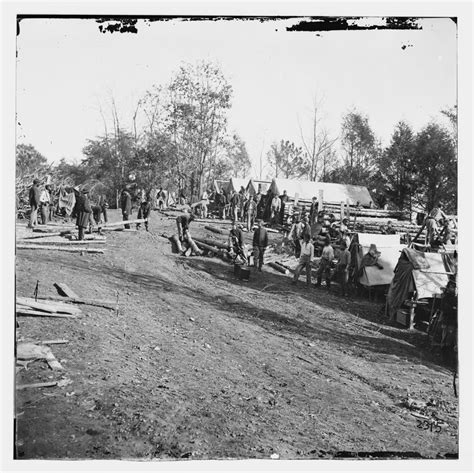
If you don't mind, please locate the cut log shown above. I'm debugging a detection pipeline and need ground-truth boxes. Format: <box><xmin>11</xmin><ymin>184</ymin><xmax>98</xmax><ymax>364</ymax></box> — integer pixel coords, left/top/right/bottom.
<box><xmin>19</xmin><ymin>239</ymin><xmax>106</xmax><ymax>246</ymax></box>
<box><xmin>194</xmin><ymin>218</ymin><xmax>230</xmax><ymax>224</ymax></box>
<box><xmin>17</xmin><ymin>245</ymin><xmax>105</xmax><ymax>253</ymax></box>
<box><xmin>22</xmin><ymin>232</ymin><xmax>63</xmax><ymax>239</ymax></box>
<box><xmin>186</xmin><ymin>236</ymin><xmax>203</xmax><ymax>256</ymax></box>
<box><xmin>204</xmin><ymin>225</ymin><xmax>225</xmax><ymax>234</ymax></box>
<box><xmin>193</xmin><ymin>237</ymin><xmax>229</xmax><ymax>250</ymax></box>
<box><xmin>54</xmin><ymin>283</ymin><xmax>79</xmax><ymax>299</ymax></box>
<box><xmin>16</xmin><ymin>297</ymin><xmax>82</xmax><ymax>315</ymax></box>
<box><xmin>32</xmin><ymin>227</ymin><xmax>72</xmax><ymax>233</ymax></box>
<box><xmin>16</xmin><ymin>309</ymin><xmax>76</xmax><ymax>318</ymax></box>
<box><xmin>38</xmin><ymin>295</ymin><xmax>115</xmax><ymax>309</ymax></box>
<box><xmin>194</xmin><ymin>240</ymin><xmax>225</xmax><ymax>257</ymax></box>
<box><xmin>268</xmin><ymin>261</ymin><xmax>290</xmax><ymax>275</ymax></box>
<box><xmin>102</xmin><ymin>218</ymin><xmax>148</xmax><ymax>228</ymax></box>
<box><xmin>39</xmin><ymin>339</ymin><xmax>69</xmax><ymax>345</ymax></box>
<box><xmin>16</xmin><ymin>381</ymin><xmax>58</xmax><ymax>390</ymax></box>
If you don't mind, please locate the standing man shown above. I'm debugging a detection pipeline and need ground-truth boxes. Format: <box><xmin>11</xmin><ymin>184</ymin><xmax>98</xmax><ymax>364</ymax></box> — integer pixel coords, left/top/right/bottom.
<box><xmin>28</xmin><ymin>178</ymin><xmax>41</xmax><ymax>228</ymax></box>
<box><xmin>315</xmin><ymin>237</ymin><xmax>334</xmax><ymax>289</ymax></box>
<box><xmin>76</xmin><ymin>188</ymin><xmax>92</xmax><ymax>241</ymax></box>
<box><xmin>270</xmin><ymin>193</ymin><xmax>281</xmax><ymax>225</ymax></box>
<box><xmin>289</xmin><ymin>216</ymin><xmax>304</xmax><ymax>258</ymax></box>
<box><xmin>291</xmin><ymin>233</ymin><xmax>314</xmax><ymax>286</ymax></box>
<box><xmin>245</xmin><ymin>197</ymin><xmax>257</xmax><ymax>231</ymax></box>
<box><xmin>228</xmin><ymin>221</ymin><xmax>247</xmax><ymax>264</ymax></box>
<box><xmin>334</xmin><ymin>240</ymin><xmax>351</xmax><ymax>296</ymax></box>
<box><xmin>121</xmin><ymin>187</ymin><xmax>132</xmax><ymax>229</ymax></box>
<box><xmin>39</xmin><ymin>183</ymin><xmax>51</xmax><ymax>224</ymax></box>
<box><xmin>137</xmin><ymin>192</ymin><xmax>152</xmax><ymax>231</ymax></box>
<box><xmin>230</xmin><ymin>191</ymin><xmax>241</xmax><ymax>223</ymax></box>
<box><xmin>279</xmin><ymin>190</ymin><xmax>289</xmax><ymax>226</ymax></box>
<box><xmin>201</xmin><ymin>189</ymin><xmax>210</xmax><ymax>219</ymax></box>
<box><xmin>252</xmin><ymin>219</ymin><xmax>268</xmax><ymax>272</ymax></box>
<box><xmin>309</xmin><ymin>196</ymin><xmax>318</xmax><ymax>225</ymax></box>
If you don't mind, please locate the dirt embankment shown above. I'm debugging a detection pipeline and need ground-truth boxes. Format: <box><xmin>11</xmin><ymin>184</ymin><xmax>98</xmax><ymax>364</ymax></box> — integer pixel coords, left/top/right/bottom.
<box><xmin>14</xmin><ymin>210</ymin><xmax>458</xmax><ymax>460</ymax></box>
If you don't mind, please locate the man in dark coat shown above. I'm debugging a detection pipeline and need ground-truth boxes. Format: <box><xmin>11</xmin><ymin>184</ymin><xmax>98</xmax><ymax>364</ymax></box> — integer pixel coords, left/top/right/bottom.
<box><xmin>121</xmin><ymin>188</ymin><xmax>132</xmax><ymax>229</ymax></box>
<box><xmin>279</xmin><ymin>190</ymin><xmax>289</xmax><ymax>225</ymax></box>
<box><xmin>76</xmin><ymin>188</ymin><xmax>92</xmax><ymax>240</ymax></box>
<box><xmin>228</xmin><ymin>222</ymin><xmax>247</xmax><ymax>264</ymax></box>
<box><xmin>28</xmin><ymin>178</ymin><xmax>41</xmax><ymax>228</ymax></box>
<box><xmin>137</xmin><ymin>193</ymin><xmax>152</xmax><ymax>231</ymax></box>
<box><xmin>252</xmin><ymin>219</ymin><xmax>268</xmax><ymax>272</ymax></box>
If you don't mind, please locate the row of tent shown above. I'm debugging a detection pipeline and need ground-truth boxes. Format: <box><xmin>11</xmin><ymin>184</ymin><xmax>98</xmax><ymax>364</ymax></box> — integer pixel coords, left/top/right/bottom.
<box><xmin>214</xmin><ymin>177</ymin><xmax>375</xmax><ymax>207</ymax></box>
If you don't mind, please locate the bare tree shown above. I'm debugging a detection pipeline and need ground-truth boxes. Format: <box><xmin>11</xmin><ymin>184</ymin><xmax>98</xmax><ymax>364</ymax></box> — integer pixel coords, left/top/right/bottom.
<box><xmin>298</xmin><ymin>95</ymin><xmax>337</xmax><ymax>181</ymax></box>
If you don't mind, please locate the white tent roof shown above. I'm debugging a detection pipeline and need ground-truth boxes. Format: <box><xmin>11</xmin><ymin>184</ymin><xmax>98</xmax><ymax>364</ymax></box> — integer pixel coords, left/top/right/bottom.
<box><xmin>270</xmin><ymin>178</ymin><xmax>374</xmax><ymax>206</ymax></box>
<box><xmin>357</xmin><ymin>233</ymin><xmax>403</xmax><ymax>287</ymax></box>
<box><xmin>247</xmin><ymin>179</ymin><xmax>271</xmax><ymax>195</ymax></box>
<box><xmin>227</xmin><ymin>177</ymin><xmax>249</xmax><ymax>193</ymax></box>
<box><xmin>413</xmin><ymin>252</ymin><xmax>449</xmax><ymax>299</ymax></box>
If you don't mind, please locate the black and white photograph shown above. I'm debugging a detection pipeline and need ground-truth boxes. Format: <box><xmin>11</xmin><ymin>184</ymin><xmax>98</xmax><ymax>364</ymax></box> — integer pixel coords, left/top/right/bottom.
<box><xmin>2</xmin><ymin>2</ymin><xmax>473</xmax><ymax>470</ymax></box>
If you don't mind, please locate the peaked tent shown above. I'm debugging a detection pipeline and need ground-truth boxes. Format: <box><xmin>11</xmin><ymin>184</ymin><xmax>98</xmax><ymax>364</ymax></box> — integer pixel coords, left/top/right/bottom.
<box><xmin>247</xmin><ymin>179</ymin><xmax>271</xmax><ymax>196</ymax></box>
<box><xmin>270</xmin><ymin>178</ymin><xmax>374</xmax><ymax>207</ymax></box>
<box><xmin>351</xmin><ymin>233</ymin><xmax>403</xmax><ymax>287</ymax></box>
<box><xmin>227</xmin><ymin>177</ymin><xmax>249</xmax><ymax>194</ymax></box>
<box><xmin>386</xmin><ymin>248</ymin><xmax>451</xmax><ymax>320</ymax></box>
<box><xmin>213</xmin><ymin>179</ymin><xmax>229</xmax><ymax>194</ymax></box>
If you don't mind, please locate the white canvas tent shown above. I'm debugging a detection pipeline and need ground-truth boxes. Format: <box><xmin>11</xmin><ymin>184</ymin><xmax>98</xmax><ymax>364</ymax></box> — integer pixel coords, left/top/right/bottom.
<box><xmin>227</xmin><ymin>177</ymin><xmax>249</xmax><ymax>194</ymax></box>
<box><xmin>354</xmin><ymin>233</ymin><xmax>404</xmax><ymax>287</ymax></box>
<box><xmin>270</xmin><ymin>178</ymin><xmax>374</xmax><ymax>207</ymax></box>
<box><xmin>246</xmin><ymin>179</ymin><xmax>271</xmax><ymax>196</ymax></box>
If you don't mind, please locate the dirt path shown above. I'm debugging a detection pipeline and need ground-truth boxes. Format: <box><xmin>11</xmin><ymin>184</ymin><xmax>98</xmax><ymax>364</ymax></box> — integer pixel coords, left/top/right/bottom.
<box><xmin>15</xmin><ymin>210</ymin><xmax>458</xmax><ymax>460</ymax></box>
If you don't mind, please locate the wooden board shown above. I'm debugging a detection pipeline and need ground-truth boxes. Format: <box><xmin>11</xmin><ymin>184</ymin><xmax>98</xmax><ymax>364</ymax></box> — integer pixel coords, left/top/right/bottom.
<box><xmin>54</xmin><ymin>283</ymin><xmax>79</xmax><ymax>299</ymax></box>
<box><xmin>16</xmin><ymin>296</ymin><xmax>82</xmax><ymax>314</ymax></box>
<box><xmin>17</xmin><ymin>245</ymin><xmax>105</xmax><ymax>253</ymax></box>
<box><xmin>16</xmin><ymin>309</ymin><xmax>76</xmax><ymax>318</ymax></box>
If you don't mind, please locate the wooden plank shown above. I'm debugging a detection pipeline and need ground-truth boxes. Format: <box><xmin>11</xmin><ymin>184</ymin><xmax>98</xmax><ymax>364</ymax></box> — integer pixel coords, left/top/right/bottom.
<box><xmin>17</xmin><ymin>245</ymin><xmax>105</xmax><ymax>253</ymax></box>
<box><xmin>102</xmin><ymin>218</ymin><xmax>147</xmax><ymax>228</ymax></box>
<box><xmin>21</xmin><ymin>232</ymin><xmax>63</xmax><ymax>240</ymax></box>
<box><xmin>54</xmin><ymin>283</ymin><xmax>79</xmax><ymax>299</ymax></box>
<box><xmin>38</xmin><ymin>296</ymin><xmax>116</xmax><ymax>309</ymax></box>
<box><xmin>39</xmin><ymin>339</ymin><xmax>69</xmax><ymax>345</ymax></box>
<box><xmin>19</xmin><ymin>239</ymin><xmax>106</xmax><ymax>246</ymax></box>
<box><xmin>16</xmin><ymin>381</ymin><xmax>58</xmax><ymax>390</ymax></box>
<box><xmin>16</xmin><ymin>297</ymin><xmax>82</xmax><ymax>314</ymax></box>
<box><xmin>37</xmin><ymin>295</ymin><xmax>115</xmax><ymax>309</ymax></box>
<box><xmin>16</xmin><ymin>309</ymin><xmax>75</xmax><ymax>318</ymax></box>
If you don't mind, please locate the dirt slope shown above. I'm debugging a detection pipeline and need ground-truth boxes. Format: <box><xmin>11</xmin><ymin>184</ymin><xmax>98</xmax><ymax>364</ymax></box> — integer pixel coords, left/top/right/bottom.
<box><xmin>14</xmin><ymin>210</ymin><xmax>458</xmax><ymax>460</ymax></box>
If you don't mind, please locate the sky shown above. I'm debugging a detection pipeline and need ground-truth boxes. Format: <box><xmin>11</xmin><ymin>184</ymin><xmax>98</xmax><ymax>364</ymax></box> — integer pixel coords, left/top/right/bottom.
<box><xmin>16</xmin><ymin>16</ymin><xmax>457</xmax><ymax>178</ymax></box>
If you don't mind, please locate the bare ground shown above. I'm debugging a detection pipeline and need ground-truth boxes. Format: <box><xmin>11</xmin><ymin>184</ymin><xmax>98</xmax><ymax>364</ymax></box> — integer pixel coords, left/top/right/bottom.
<box><xmin>14</xmin><ymin>210</ymin><xmax>458</xmax><ymax>460</ymax></box>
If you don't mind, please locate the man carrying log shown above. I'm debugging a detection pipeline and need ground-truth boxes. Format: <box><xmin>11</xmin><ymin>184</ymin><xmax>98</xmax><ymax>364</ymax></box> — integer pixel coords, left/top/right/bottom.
<box><xmin>75</xmin><ymin>188</ymin><xmax>92</xmax><ymax>241</ymax></box>
<box><xmin>252</xmin><ymin>219</ymin><xmax>268</xmax><ymax>272</ymax></box>
<box><xmin>291</xmin><ymin>233</ymin><xmax>314</xmax><ymax>286</ymax></box>
<box><xmin>228</xmin><ymin>222</ymin><xmax>247</xmax><ymax>265</ymax></box>
<box><xmin>121</xmin><ymin>187</ymin><xmax>132</xmax><ymax>229</ymax></box>
<box><xmin>28</xmin><ymin>178</ymin><xmax>41</xmax><ymax>228</ymax></box>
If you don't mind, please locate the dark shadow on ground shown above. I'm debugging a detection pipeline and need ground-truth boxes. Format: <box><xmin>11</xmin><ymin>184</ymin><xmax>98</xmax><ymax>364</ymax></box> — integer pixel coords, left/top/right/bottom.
<box><xmin>20</xmin><ymin>250</ymin><xmax>453</xmax><ymax>375</ymax></box>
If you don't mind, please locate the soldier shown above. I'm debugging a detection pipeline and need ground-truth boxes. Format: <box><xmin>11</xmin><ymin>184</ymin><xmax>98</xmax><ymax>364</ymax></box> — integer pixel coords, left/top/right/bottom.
<box><xmin>252</xmin><ymin>219</ymin><xmax>268</xmax><ymax>272</ymax></box>
<box><xmin>121</xmin><ymin>187</ymin><xmax>132</xmax><ymax>229</ymax></box>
